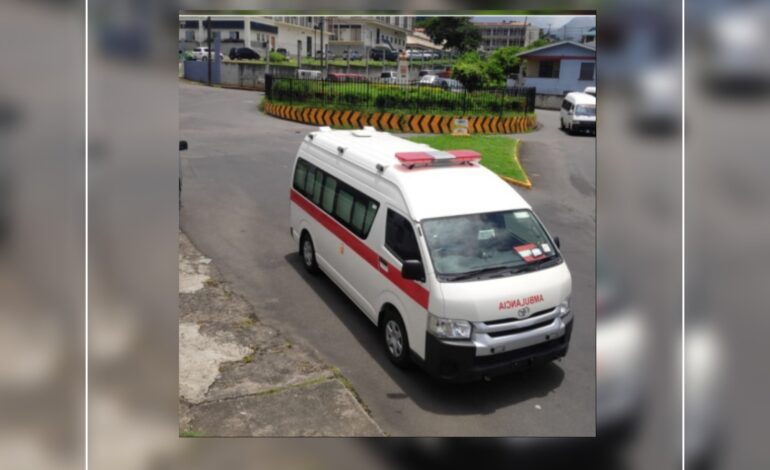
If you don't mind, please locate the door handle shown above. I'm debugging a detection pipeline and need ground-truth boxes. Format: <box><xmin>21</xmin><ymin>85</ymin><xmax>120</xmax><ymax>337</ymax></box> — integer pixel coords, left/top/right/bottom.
<box><xmin>378</xmin><ymin>257</ymin><xmax>388</xmax><ymax>272</ymax></box>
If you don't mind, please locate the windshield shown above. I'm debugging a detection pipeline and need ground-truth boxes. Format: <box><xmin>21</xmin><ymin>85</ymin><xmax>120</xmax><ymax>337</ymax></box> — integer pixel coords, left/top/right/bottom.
<box><xmin>575</xmin><ymin>105</ymin><xmax>596</xmax><ymax>116</ymax></box>
<box><xmin>421</xmin><ymin>210</ymin><xmax>561</xmax><ymax>282</ymax></box>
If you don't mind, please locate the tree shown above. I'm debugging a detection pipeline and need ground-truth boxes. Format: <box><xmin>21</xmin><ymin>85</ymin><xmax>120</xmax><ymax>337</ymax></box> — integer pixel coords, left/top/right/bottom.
<box><xmin>489</xmin><ymin>46</ymin><xmax>523</xmax><ymax>78</ymax></box>
<box><xmin>527</xmin><ymin>38</ymin><xmax>551</xmax><ymax>50</ymax></box>
<box><xmin>423</xmin><ymin>17</ymin><xmax>482</xmax><ymax>53</ymax></box>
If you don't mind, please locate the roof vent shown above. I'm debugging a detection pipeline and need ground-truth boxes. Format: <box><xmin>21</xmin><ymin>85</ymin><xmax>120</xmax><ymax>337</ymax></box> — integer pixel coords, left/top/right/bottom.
<box><xmin>318</xmin><ymin>126</ymin><xmax>332</xmax><ymax>132</ymax></box>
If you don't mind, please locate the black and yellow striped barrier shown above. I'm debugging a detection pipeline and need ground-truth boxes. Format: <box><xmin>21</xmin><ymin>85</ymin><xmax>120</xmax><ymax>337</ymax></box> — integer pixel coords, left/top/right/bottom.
<box><xmin>263</xmin><ymin>102</ymin><xmax>536</xmax><ymax>134</ymax></box>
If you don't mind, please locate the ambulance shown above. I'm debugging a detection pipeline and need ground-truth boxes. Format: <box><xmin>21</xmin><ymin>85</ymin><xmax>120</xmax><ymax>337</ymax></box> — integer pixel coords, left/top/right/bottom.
<box><xmin>289</xmin><ymin>127</ymin><xmax>573</xmax><ymax>382</ymax></box>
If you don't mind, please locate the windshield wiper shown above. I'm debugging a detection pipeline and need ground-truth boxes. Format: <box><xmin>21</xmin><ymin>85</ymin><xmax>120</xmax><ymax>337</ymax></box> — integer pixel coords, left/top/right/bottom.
<box><xmin>444</xmin><ymin>265</ymin><xmax>517</xmax><ymax>281</ymax></box>
<box><xmin>511</xmin><ymin>256</ymin><xmax>561</xmax><ymax>273</ymax></box>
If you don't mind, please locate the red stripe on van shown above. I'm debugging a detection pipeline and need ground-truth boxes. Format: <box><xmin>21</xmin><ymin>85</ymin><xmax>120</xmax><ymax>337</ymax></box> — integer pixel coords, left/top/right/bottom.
<box><xmin>290</xmin><ymin>189</ymin><xmax>430</xmax><ymax>309</ymax></box>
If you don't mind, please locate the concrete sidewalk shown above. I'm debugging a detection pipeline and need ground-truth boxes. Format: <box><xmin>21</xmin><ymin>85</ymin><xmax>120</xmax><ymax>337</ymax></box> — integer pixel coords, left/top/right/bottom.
<box><xmin>178</xmin><ymin>232</ymin><xmax>383</xmax><ymax>436</ymax></box>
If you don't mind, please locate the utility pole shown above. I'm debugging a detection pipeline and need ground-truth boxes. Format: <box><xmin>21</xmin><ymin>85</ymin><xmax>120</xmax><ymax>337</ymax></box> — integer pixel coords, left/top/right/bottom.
<box><xmin>206</xmin><ymin>16</ymin><xmax>212</xmax><ymax>86</ymax></box>
<box><xmin>297</xmin><ymin>40</ymin><xmax>302</xmax><ymax>70</ymax></box>
<box><xmin>319</xmin><ymin>17</ymin><xmax>325</xmax><ymax>77</ymax></box>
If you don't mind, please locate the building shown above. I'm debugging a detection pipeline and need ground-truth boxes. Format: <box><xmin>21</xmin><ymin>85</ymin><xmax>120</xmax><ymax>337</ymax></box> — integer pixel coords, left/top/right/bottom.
<box><xmin>555</xmin><ymin>16</ymin><xmax>595</xmax><ymax>43</ymax></box>
<box><xmin>406</xmin><ymin>28</ymin><xmax>444</xmax><ymax>53</ymax></box>
<box><xmin>474</xmin><ymin>20</ymin><xmax>540</xmax><ymax>52</ymax></box>
<box><xmin>270</xmin><ymin>16</ymin><xmax>331</xmax><ymax>57</ymax></box>
<box><xmin>179</xmin><ymin>15</ymin><xmax>278</xmax><ymax>56</ymax></box>
<box><xmin>516</xmin><ymin>41</ymin><xmax>596</xmax><ymax>96</ymax></box>
<box><xmin>325</xmin><ymin>16</ymin><xmax>414</xmax><ymax>57</ymax></box>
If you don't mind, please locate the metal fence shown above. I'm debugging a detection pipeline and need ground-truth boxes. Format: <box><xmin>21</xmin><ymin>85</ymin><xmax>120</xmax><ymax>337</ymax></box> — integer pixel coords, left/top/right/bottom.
<box><xmin>265</xmin><ymin>75</ymin><xmax>535</xmax><ymax>116</ymax></box>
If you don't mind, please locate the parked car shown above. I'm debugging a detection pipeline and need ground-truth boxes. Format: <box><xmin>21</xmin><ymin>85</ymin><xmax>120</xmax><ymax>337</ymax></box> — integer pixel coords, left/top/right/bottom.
<box><xmin>296</xmin><ymin>69</ymin><xmax>322</xmax><ymax>80</ymax></box>
<box><xmin>418</xmin><ymin>74</ymin><xmax>441</xmax><ymax>86</ymax></box>
<box><xmin>314</xmin><ymin>50</ymin><xmax>335</xmax><ymax>60</ymax></box>
<box><xmin>342</xmin><ymin>49</ymin><xmax>363</xmax><ymax>61</ymax></box>
<box><xmin>438</xmin><ymin>78</ymin><xmax>465</xmax><ymax>92</ymax></box>
<box><xmin>191</xmin><ymin>47</ymin><xmax>224</xmax><ymax>61</ymax></box>
<box><xmin>229</xmin><ymin>47</ymin><xmax>260</xmax><ymax>61</ymax></box>
<box><xmin>418</xmin><ymin>70</ymin><xmax>432</xmax><ymax>77</ymax></box>
<box><xmin>379</xmin><ymin>71</ymin><xmax>407</xmax><ymax>84</ymax></box>
<box><xmin>327</xmin><ymin>72</ymin><xmax>368</xmax><ymax>83</ymax></box>
<box><xmin>275</xmin><ymin>48</ymin><xmax>290</xmax><ymax>58</ymax></box>
<box><xmin>370</xmin><ymin>47</ymin><xmax>398</xmax><ymax>61</ymax></box>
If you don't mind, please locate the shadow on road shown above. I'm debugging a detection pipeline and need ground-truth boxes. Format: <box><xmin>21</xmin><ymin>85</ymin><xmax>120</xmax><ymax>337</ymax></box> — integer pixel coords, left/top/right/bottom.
<box><xmin>284</xmin><ymin>253</ymin><xmax>566</xmax><ymax>418</ymax></box>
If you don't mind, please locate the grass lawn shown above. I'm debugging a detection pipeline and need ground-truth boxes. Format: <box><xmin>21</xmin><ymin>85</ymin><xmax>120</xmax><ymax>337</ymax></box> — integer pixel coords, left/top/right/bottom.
<box><xmin>407</xmin><ymin>135</ymin><xmax>529</xmax><ymax>186</ymax></box>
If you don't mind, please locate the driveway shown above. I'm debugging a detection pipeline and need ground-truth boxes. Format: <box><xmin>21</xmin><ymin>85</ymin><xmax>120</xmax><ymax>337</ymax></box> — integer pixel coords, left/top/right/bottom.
<box><xmin>179</xmin><ymin>82</ymin><xmax>595</xmax><ymax>436</ymax></box>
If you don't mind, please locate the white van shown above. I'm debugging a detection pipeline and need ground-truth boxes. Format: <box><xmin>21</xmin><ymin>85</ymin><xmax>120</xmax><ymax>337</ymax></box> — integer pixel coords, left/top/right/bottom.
<box><xmin>296</xmin><ymin>69</ymin><xmax>322</xmax><ymax>80</ymax></box>
<box><xmin>289</xmin><ymin>127</ymin><xmax>573</xmax><ymax>382</ymax></box>
<box><xmin>560</xmin><ymin>92</ymin><xmax>596</xmax><ymax>135</ymax></box>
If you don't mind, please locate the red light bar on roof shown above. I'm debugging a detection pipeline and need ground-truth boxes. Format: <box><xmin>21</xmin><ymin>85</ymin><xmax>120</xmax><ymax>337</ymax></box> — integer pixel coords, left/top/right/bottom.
<box><xmin>395</xmin><ymin>150</ymin><xmax>481</xmax><ymax>168</ymax></box>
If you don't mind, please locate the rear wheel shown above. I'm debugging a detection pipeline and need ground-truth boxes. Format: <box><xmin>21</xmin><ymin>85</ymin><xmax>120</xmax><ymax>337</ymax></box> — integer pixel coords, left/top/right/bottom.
<box><xmin>560</xmin><ymin>118</ymin><xmax>565</xmax><ymax>130</ymax></box>
<box><xmin>299</xmin><ymin>232</ymin><xmax>319</xmax><ymax>274</ymax></box>
<box><xmin>382</xmin><ymin>309</ymin><xmax>411</xmax><ymax>368</ymax></box>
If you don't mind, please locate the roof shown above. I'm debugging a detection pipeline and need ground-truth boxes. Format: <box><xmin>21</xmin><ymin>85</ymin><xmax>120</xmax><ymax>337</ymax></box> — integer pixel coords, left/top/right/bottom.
<box><xmin>516</xmin><ymin>40</ymin><xmax>596</xmax><ymax>58</ymax></box>
<box><xmin>565</xmin><ymin>92</ymin><xmax>596</xmax><ymax>104</ymax></box>
<box><xmin>307</xmin><ymin>128</ymin><xmax>530</xmax><ymax>220</ymax></box>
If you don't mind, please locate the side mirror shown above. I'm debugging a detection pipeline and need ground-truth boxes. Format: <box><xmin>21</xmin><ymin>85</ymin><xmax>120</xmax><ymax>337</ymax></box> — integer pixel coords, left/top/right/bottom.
<box><xmin>554</xmin><ymin>236</ymin><xmax>561</xmax><ymax>249</ymax></box>
<box><xmin>179</xmin><ymin>140</ymin><xmax>188</xmax><ymax>151</ymax></box>
<box><xmin>401</xmin><ymin>259</ymin><xmax>425</xmax><ymax>282</ymax></box>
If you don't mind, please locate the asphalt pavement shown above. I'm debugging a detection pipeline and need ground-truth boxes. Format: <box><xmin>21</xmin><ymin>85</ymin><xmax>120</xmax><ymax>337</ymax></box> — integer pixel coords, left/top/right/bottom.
<box><xmin>179</xmin><ymin>81</ymin><xmax>596</xmax><ymax>436</ymax></box>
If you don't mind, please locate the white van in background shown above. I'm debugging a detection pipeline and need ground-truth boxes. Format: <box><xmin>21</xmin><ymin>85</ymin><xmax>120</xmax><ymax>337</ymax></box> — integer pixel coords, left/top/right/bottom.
<box><xmin>289</xmin><ymin>127</ymin><xmax>573</xmax><ymax>382</ymax></box>
<box><xmin>560</xmin><ymin>92</ymin><xmax>596</xmax><ymax>135</ymax></box>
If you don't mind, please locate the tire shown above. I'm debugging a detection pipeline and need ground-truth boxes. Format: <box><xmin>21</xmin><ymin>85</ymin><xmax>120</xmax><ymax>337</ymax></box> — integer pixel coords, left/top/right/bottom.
<box><xmin>299</xmin><ymin>232</ymin><xmax>319</xmax><ymax>274</ymax></box>
<box><xmin>381</xmin><ymin>309</ymin><xmax>411</xmax><ymax>368</ymax></box>
<box><xmin>560</xmin><ymin>118</ymin><xmax>565</xmax><ymax>130</ymax></box>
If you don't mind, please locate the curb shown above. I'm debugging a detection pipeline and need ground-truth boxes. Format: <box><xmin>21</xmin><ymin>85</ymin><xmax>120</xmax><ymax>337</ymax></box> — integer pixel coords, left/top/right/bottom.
<box><xmin>262</xmin><ymin>101</ymin><xmax>537</xmax><ymax>134</ymax></box>
<box><xmin>499</xmin><ymin>140</ymin><xmax>532</xmax><ymax>189</ymax></box>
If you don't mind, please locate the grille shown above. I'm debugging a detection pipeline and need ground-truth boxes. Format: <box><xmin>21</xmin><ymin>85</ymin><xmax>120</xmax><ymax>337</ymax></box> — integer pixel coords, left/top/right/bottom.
<box><xmin>483</xmin><ymin>307</ymin><xmax>554</xmax><ymax>326</ymax></box>
<box><xmin>487</xmin><ymin>318</ymin><xmax>554</xmax><ymax>338</ymax></box>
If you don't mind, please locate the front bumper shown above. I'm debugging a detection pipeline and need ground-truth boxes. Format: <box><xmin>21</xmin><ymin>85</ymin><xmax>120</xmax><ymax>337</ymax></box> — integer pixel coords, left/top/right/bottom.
<box><xmin>571</xmin><ymin>120</ymin><xmax>596</xmax><ymax>131</ymax></box>
<box><xmin>419</xmin><ymin>318</ymin><xmax>573</xmax><ymax>383</ymax></box>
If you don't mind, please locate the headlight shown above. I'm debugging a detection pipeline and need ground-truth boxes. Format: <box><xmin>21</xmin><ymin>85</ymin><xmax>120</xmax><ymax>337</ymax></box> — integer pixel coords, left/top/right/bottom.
<box><xmin>558</xmin><ymin>297</ymin><xmax>571</xmax><ymax>317</ymax></box>
<box><xmin>427</xmin><ymin>313</ymin><xmax>472</xmax><ymax>339</ymax></box>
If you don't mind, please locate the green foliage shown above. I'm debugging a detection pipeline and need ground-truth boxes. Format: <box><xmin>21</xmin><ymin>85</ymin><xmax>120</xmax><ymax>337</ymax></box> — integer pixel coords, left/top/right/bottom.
<box><xmin>423</xmin><ymin>17</ymin><xmax>481</xmax><ymax>52</ymax></box>
<box><xmin>489</xmin><ymin>46</ymin><xmax>523</xmax><ymax>77</ymax></box>
<box><xmin>452</xmin><ymin>61</ymin><xmax>486</xmax><ymax>92</ymax></box>
<box><xmin>268</xmin><ymin>79</ymin><xmax>528</xmax><ymax>116</ymax></box>
<box><xmin>268</xmin><ymin>51</ymin><xmax>288</xmax><ymax>63</ymax></box>
<box><xmin>527</xmin><ymin>38</ymin><xmax>552</xmax><ymax>50</ymax></box>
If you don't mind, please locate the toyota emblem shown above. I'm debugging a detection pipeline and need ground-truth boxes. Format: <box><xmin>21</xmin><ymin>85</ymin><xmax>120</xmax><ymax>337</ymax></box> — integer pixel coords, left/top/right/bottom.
<box><xmin>517</xmin><ymin>307</ymin><xmax>530</xmax><ymax>318</ymax></box>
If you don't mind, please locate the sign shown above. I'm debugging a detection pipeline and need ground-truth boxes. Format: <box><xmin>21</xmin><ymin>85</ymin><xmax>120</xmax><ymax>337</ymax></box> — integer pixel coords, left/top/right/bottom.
<box><xmin>451</xmin><ymin>118</ymin><xmax>470</xmax><ymax>136</ymax></box>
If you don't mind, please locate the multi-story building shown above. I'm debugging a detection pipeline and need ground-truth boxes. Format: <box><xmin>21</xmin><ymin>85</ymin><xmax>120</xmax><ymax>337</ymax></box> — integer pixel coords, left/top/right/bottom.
<box><xmin>270</xmin><ymin>16</ymin><xmax>331</xmax><ymax>57</ymax></box>
<box><xmin>179</xmin><ymin>15</ymin><xmax>278</xmax><ymax>56</ymax></box>
<box><xmin>474</xmin><ymin>20</ymin><xmax>540</xmax><ymax>52</ymax></box>
<box><xmin>325</xmin><ymin>16</ymin><xmax>414</xmax><ymax>57</ymax></box>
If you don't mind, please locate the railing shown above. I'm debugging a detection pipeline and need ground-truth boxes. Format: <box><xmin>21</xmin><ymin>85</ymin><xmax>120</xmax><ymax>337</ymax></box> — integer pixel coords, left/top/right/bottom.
<box><xmin>265</xmin><ymin>76</ymin><xmax>535</xmax><ymax>116</ymax></box>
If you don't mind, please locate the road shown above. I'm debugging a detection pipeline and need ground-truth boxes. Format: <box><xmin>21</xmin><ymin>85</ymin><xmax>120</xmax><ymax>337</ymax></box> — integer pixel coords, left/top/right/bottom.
<box><xmin>179</xmin><ymin>82</ymin><xmax>595</xmax><ymax>436</ymax></box>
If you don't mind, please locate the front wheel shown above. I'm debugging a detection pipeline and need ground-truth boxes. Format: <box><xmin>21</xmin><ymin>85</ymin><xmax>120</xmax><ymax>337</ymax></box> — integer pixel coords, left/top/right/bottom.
<box><xmin>382</xmin><ymin>310</ymin><xmax>411</xmax><ymax>368</ymax></box>
<box><xmin>300</xmin><ymin>232</ymin><xmax>319</xmax><ymax>274</ymax></box>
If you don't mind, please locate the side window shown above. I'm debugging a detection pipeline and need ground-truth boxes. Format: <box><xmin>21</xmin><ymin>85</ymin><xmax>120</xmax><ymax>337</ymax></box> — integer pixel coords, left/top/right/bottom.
<box><xmin>311</xmin><ymin>170</ymin><xmax>323</xmax><ymax>204</ymax></box>
<box><xmin>334</xmin><ymin>186</ymin><xmax>354</xmax><ymax>224</ymax></box>
<box><xmin>305</xmin><ymin>166</ymin><xmax>318</xmax><ymax>198</ymax></box>
<box><xmin>386</xmin><ymin>210</ymin><xmax>421</xmax><ymax>261</ymax></box>
<box><xmin>561</xmin><ymin>99</ymin><xmax>569</xmax><ymax>110</ymax></box>
<box><xmin>321</xmin><ymin>174</ymin><xmax>337</xmax><ymax>213</ymax></box>
<box><xmin>293</xmin><ymin>159</ymin><xmax>309</xmax><ymax>193</ymax></box>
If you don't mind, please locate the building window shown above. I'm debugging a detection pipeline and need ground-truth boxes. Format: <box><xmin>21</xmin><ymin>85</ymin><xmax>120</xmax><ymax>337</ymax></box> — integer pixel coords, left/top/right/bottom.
<box><xmin>185</xmin><ymin>30</ymin><xmax>195</xmax><ymax>41</ymax></box>
<box><xmin>538</xmin><ymin>60</ymin><xmax>560</xmax><ymax>78</ymax></box>
<box><xmin>229</xmin><ymin>31</ymin><xmax>239</xmax><ymax>41</ymax></box>
<box><xmin>579</xmin><ymin>62</ymin><xmax>595</xmax><ymax>80</ymax></box>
